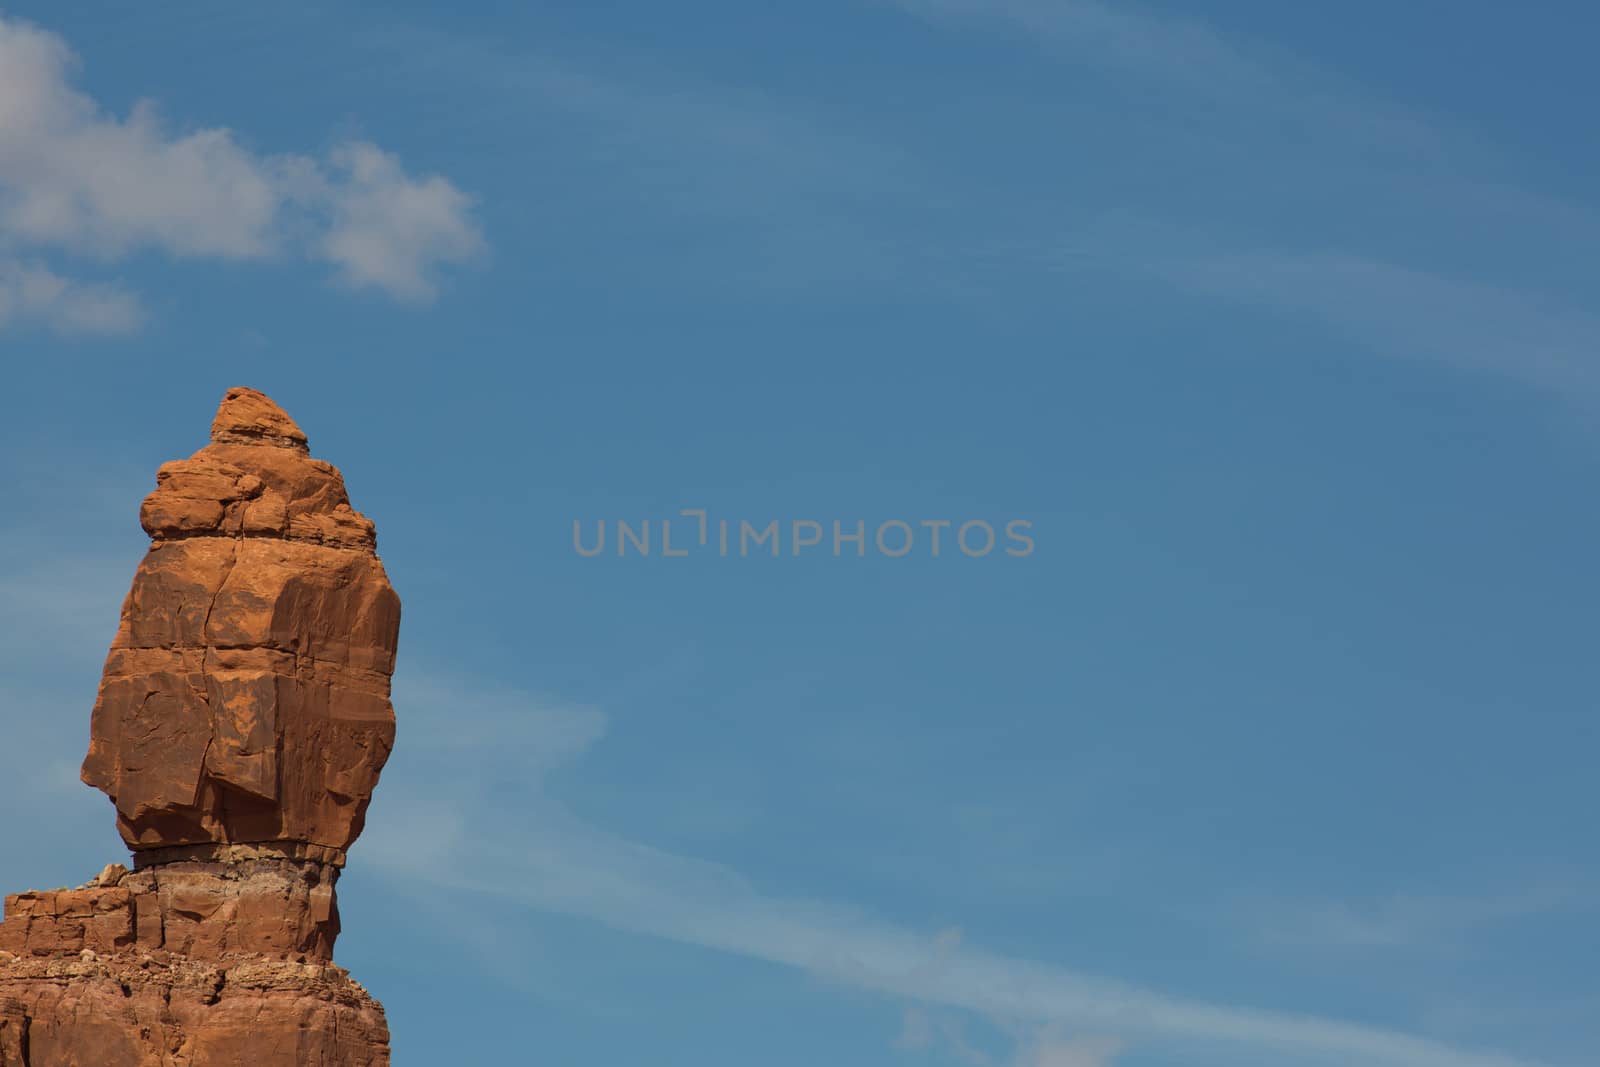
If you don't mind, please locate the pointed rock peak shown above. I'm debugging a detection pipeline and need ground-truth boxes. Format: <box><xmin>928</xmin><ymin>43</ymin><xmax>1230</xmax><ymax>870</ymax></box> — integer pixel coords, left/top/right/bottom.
<box><xmin>210</xmin><ymin>386</ymin><xmax>310</xmax><ymax>450</ymax></box>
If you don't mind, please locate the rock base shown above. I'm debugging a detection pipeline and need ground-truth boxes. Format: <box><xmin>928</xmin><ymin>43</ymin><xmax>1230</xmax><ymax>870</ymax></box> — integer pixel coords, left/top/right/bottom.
<box><xmin>0</xmin><ymin>860</ymin><xmax>388</xmax><ymax>1066</ymax></box>
<box><xmin>0</xmin><ymin>951</ymin><xmax>388</xmax><ymax>1067</ymax></box>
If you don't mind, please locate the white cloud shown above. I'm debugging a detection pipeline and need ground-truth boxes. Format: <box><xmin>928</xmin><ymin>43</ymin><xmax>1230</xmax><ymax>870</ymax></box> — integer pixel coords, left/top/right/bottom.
<box><xmin>320</xmin><ymin>142</ymin><xmax>486</xmax><ymax>301</ymax></box>
<box><xmin>0</xmin><ymin>260</ymin><xmax>142</xmax><ymax>334</ymax></box>
<box><xmin>0</xmin><ymin>18</ymin><xmax>280</xmax><ymax>259</ymax></box>
<box><xmin>0</xmin><ymin>14</ymin><xmax>483</xmax><ymax>330</ymax></box>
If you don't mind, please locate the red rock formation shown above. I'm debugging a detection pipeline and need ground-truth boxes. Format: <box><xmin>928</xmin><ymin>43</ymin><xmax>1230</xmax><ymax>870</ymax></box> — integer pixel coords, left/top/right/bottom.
<box><xmin>82</xmin><ymin>386</ymin><xmax>400</xmax><ymax>861</ymax></box>
<box><xmin>0</xmin><ymin>389</ymin><xmax>397</xmax><ymax>1066</ymax></box>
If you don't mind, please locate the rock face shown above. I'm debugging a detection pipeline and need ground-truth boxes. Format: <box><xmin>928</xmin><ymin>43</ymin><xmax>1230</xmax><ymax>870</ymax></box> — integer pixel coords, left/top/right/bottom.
<box><xmin>81</xmin><ymin>386</ymin><xmax>401</xmax><ymax>863</ymax></box>
<box><xmin>0</xmin><ymin>389</ymin><xmax>398</xmax><ymax>1066</ymax></box>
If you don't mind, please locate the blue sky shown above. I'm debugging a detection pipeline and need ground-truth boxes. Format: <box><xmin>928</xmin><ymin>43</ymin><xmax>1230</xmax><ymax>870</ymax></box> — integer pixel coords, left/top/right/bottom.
<box><xmin>1</xmin><ymin>2</ymin><xmax>1597</xmax><ymax>1065</ymax></box>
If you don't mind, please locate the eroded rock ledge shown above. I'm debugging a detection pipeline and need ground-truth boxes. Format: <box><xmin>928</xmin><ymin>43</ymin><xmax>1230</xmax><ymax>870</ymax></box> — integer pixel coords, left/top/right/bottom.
<box><xmin>0</xmin><ymin>861</ymin><xmax>388</xmax><ymax>1067</ymax></box>
<box><xmin>1</xmin><ymin>859</ymin><xmax>341</xmax><ymax>962</ymax></box>
<box><xmin>0</xmin><ymin>951</ymin><xmax>388</xmax><ymax>1067</ymax></box>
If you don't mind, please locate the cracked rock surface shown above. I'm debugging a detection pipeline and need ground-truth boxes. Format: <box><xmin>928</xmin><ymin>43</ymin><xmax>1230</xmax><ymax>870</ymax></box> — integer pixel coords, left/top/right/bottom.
<box><xmin>1</xmin><ymin>388</ymin><xmax>398</xmax><ymax>1066</ymax></box>
<box><xmin>81</xmin><ymin>385</ymin><xmax>400</xmax><ymax>858</ymax></box>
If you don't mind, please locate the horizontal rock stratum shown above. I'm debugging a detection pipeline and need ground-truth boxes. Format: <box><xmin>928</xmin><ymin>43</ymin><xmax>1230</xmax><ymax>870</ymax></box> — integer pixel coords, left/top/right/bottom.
<box><xmin>1</xmin><ymin>388</ymin><xmax>399</xmax><ymax>1066</ymax></box>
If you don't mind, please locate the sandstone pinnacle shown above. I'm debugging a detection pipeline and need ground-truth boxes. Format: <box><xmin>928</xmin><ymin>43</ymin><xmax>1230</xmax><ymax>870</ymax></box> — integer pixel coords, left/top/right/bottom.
<box><xmin>1</xmin><ymin>388</ymin><xmax>399</xmax><ymax>1066</ymax></box>
<box><xmin>82</xmin><ymin>385</ymin><xmax>400</xmax><ymax>863</ymax></box>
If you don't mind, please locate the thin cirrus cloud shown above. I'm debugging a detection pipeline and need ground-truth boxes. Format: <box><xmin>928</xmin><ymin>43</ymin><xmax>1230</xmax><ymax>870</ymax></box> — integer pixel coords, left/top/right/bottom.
<box><xmin>372</xmin><ymin>5</ymin><xmax>1600</xmax><ymax>401</ymax></box>
<box><xmin>358</xmin><ymin>673</ymin><xmax>1552</xmax><ymax>1067</ymax></box>
<box><xmin>898</xmin><ymin>1008</ymin><xmax>1125</xmax><ymax>1067</ymax></box>
<box><xmin>883</xmin><ymin>0</ymin><xmax>1600</xmax><ymax>400</ymax></box>
<box><xmin>0</xmin><ymin>259</ymin><xmax>143</xmax><ymax>335</ymax></box>
<box><xmin>882</xmin><ymin>0</ymin><xmax>1440</xmax><ymax>148</ymax></box>
<box><xmin>884</xmin><ymin>0</ymin><xmax>1266</xmax><ymax>86</ymax></box>
<box><xmin>1160</xmin><ymin>251</ymin><xmax>1600</xmax><ymax>396</ymax></box>
<box><xmin>0</xmin><ymin>14</ymin><xmax>483</xmax><ymax>332</ymax></box>
<box><xmin>1245</xmin><ymin>884</ymin><xmax>1581</xmax><ymax>952</ymax></box>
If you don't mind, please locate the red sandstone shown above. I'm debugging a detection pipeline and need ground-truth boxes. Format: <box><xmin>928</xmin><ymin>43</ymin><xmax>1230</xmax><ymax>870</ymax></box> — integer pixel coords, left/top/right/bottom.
<box><xmin>1</xmin><ymin>388</ymin><xmax>399</xmax><ymax>1066</ymax></box>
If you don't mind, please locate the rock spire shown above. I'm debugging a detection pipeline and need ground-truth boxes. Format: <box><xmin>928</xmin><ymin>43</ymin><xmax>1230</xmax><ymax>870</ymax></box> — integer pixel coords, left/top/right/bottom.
<box><xmin>1</xmin><ymin>387</ymin><xmax>399</xmax><ymax>1066</ymax></box>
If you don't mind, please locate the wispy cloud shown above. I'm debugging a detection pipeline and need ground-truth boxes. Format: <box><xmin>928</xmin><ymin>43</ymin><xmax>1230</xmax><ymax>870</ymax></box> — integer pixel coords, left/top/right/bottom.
<box><xmin>356</xmin><ymin>22</ymin><xmax>943</xmax><ymax>296</ymax></box>
<box><xmin>885</xmin><ymin>0</ymin><xmax>1271</xmax><ymax>89</ymax></box>
<box><xmin>884</xmin><ymin>0</ymin><xmax>1600</xmax><ymax>400</ymax></box>
<box><xmin>898</xmin><ymin>1008</ymin><xmax>1124</xmax><ymax>1067</ymax></box>
<box><xmin>363</xmin><ymin>673</ymin><xmax>1551</xmax><ymax>1067</ymax></box>
<box><xmin>0</xmin><ymin>259</ymin><xmax>142</xmax><ymax>335</ymax></box>
<box><xmin>0</xmin><ymin>538</ymin><xmax>128</xmax><ymax>882</ymax></box>
<box><xmin>0</xmin><ymin>457</ymin><xmax>149</xmax><ymax>661</ymax></box>
<box><xmin>0</xmin><ymin>13</ymin><xmax>483</xmax><ymax>326</ymax></box>
<box><xmin>1015</xmin><ymin>1032</ymin><xmax>1123</xmax><ymax>1067</ymax></box>
<box><xmin>883</xmin><ymin>0</ymin><xmax>1452</xmax><ymax>158</ymax></box>
<box><xmin>1161</xmin><ymin>251</ymin><xmax>1600</xmax><ymax>395</ymax></box>
<box><xmin>1245</xmin><ymin>884</ymin><xmax>1582</xmax><ymax>952</ymax></box>
<box><xmin>0</xmin><ymin>525</ymin><xmax>140</xmax><ymax>875</ymax></box>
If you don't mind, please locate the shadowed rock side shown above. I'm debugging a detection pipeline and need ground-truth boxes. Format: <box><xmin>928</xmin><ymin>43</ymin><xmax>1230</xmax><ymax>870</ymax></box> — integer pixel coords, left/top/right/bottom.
<box><xmin>0</xmin><ymin>388</ymin><xmax>398</xmax><ymax>1066</ymax></box>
